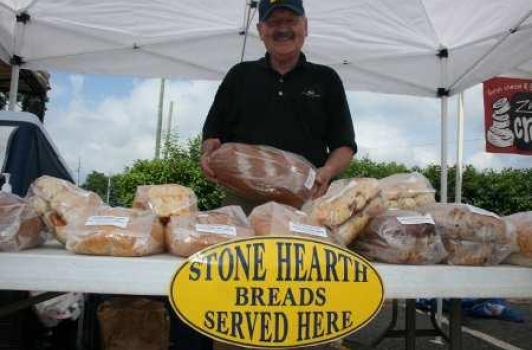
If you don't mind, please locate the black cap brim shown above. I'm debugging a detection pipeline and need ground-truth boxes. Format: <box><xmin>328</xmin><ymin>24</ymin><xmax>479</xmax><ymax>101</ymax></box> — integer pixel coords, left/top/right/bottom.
<box><xmin>259</xmin><ymin>4</ymin><xmax>304</xmax><ymax>22</ymax></box>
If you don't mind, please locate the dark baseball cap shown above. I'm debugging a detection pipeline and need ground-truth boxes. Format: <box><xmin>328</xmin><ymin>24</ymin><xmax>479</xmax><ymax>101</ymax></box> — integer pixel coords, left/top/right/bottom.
<box><xmin>258</xmin><ymin>0</ymin><xmax>305</xmax><ymax>22</ymax></box>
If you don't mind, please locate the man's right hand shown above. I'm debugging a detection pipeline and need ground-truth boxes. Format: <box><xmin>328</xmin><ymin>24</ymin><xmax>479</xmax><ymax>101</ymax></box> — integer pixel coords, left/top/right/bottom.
<box><xmin>200</xmin><ymin>138</ymin><xmax>222</xmax><ymax>182</ymax></box>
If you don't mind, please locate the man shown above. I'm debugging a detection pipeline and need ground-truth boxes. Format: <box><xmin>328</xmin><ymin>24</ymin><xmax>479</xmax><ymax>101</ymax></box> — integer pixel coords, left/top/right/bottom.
<box><xmin>201</xmin><ymin>0</ymin><xmax>356</xmax><ymax>211</ymax></box>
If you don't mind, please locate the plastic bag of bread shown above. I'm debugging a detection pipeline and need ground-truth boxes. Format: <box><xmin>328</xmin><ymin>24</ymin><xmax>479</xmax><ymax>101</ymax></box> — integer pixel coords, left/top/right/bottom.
<box><xmin>132</xmin><ymin>184</ymin><xmax>198</xmax><ymax>220</ymax></box>
<box><xmin>249</xmin><ymin>201</ymin><xmax>341</xmax><ymax>245</ymax></box>
<box><xmin>352</xmin><ymin>210</ymin><xmax>447</xmax><ymax>264</ymax></box>
<box><xmin>334</xmin><ymin>194</ymin><xmax>387</xmax><ymax>246</ymax></box>
<box><xmin>304</xmin><ymin>178</ymin><xmax>381</xmax><ymax>228</ymax></box>
<box><xmin>379</xmin><ymin>172</ymin><xmax>436</xmax><ymax>210</ymax></box>
<box><xmin>26</xmin><ymin>175</ymin><xmax>103</xmax><ymax>245</ymax></box>
<box><xmin>419</xmin><ymin>204</ymin><xmax>517</xmax><ymax>265</ymax></box>
<box><xmin>166</xmin><ymin>206</ymin><xmax>254</xmax><ymax>257</ymax></box>
<box><xmin>65</xmin><ymin>207</ymin><xmax>164</xmax><ymax>256</ymax></box>
<box><xmin>0</xmin><ymin>192</ymin><xmax>46</xmax><ymax>251</ymax></box>
<box><xmin>503</xmin><ymin>212</ymin><xmax>532</xmax><ymax>257</ymax></box>
<box><xmin>502</xmin><ymin>212</ymin><xmax>532</xmax><ymax>266</ymax></box>
<box><xmin>209</xmin><ymin>143</ymin><xmax>317</xmax><ymax>207</ymax></box>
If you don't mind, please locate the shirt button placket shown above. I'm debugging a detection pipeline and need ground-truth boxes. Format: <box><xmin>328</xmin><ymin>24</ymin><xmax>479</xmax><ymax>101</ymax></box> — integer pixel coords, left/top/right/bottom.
<box><xmin>278</xmin><ymin>76</ymin><xmax>284</xmax><ymax>97</ymax></box>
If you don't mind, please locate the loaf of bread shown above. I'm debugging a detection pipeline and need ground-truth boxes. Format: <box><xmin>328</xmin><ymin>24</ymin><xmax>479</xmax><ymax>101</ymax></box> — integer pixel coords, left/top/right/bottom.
<box><xmin>132</xmin><ymin>184</ymin><xmax>198</xmax><ymax>220</ymax></box>
<box><xmin>334</xmin><ymin>194</ymin><xmax>387</xmax><ymax>246</ymax></box>
<box><xmin>166</xmin><ymin>206</ymin><xmax>254</xmax><ymax>257</ymax></box>
<box><xmin>304</xmin><ymin>178</ymin><xmax>381</xmax><ymax>228</ymax></box>
<box><xmin>420</xmin><ymin>204</ymin><xmax>517</xmax><ymax>265</ymax></box>
<box><xmin>27</xmin><ymin>175</ymin><xmax>103</xmax><ymax>245</ymax></box>
<box><xmin>379</xmin><ymin>173</ymin><xmax>436</xmax><ymax>210</ymax></box>
<box><xmin>352</xmin><ymin>210</ymin><xmax>447</xmax><ymax>264</ymax></box>
<box><xmin>65</xmin><ymin>207</ymin><xmax>164</xmax><ymax>256</ymax></box>
<box><xmin>503</xmin><ymin>212</ymin><xmax>532</xmax><ymax>257</ymax></box>
<box><xmin>0</xmin><ymin>192</ymin><xmax>46</xmax><ymax>251</ymax></box>
<box><xmin>249</xmin><ymin>201</ymin><xmax>339</xmax><ymax>245</ymax></box>
<box><xmin>209</xmin><ymin>143</ymin><xmax>317</xmax><ymax>207</ymax></box>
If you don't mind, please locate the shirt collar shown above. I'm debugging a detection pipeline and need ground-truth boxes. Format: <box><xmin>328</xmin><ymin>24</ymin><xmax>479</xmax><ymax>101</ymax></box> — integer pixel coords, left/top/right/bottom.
<box><xmin>257</xmin><ymin>52</ymin><xmax>308</xmax><ymax>72</ymax></box>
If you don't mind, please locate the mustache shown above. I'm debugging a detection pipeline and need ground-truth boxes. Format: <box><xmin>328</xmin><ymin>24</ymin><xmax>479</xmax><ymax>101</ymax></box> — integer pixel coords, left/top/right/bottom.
<box><xmin>273</xmin><ymin>30</ymin><xmax>295</xmax><ymax>41</ymax></box>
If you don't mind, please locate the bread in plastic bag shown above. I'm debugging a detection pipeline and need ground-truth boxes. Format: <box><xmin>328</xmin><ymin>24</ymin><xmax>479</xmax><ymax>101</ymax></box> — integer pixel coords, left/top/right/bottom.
<box><xmin>0</xmin><ymin>192</ymin><xmax>46</xmax><ymax>251</ymax></box>
<box><xmin>352</xmin><ymin>210</ymin><xmax>447</xmax><ymax>264</ymax></box>
<box><xmin>132</xmin><ymin>184</ymin><xmax>198</xmax><ymax>220</ymax></box>
<box><xmin>65</xmin><ymin>207</ymin><xmax>164</xmax><ymax>256</ymax></box>
<box><xmin>503</xmin><ymin>211</ymin><xmax>532</xmax><ymax>257</ymax></box>
<box><xmin>419</xmin><ymin>203</ymin><xmax>517</xmax><ymax>265</ymax></box>
<box><xmin>209</xmin><ymin>143</ymin><xmax>317</xmax><ymax>207</ymax></box>
<box><xmin>165</xmin><ymin>205</ymin><xmax>254</xmax><ymax>257</ymax></box>
<box><xmin>379</xmin><ymin>172</ymin><xmax>436</xmax><ymax>210</ymax></box>
<box><xmin>249</xmin><ymin>201</ymin><xmax>341</xmax><ymax>245</ymax></box>
<box><xmin>304</xmin><ymin>178</ymin><xmax>381</xmax><ymax>228</ymax></box>
<box><xmin>334</xmin><ymin>194</ymin><xmax>387</xmax><ymax>246</ymax></box>
<box><xmin>27</xmin><ymin>175</ymin><xmax>103</xmax><ymax>245</ymax></box>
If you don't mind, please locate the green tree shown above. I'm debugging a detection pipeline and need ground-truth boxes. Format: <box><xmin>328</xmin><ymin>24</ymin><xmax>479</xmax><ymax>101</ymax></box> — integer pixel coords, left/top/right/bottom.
<box><xmin>82</xmin><ymin>171</ymin><xmax>121</xmax><ymax>206</ymax></box>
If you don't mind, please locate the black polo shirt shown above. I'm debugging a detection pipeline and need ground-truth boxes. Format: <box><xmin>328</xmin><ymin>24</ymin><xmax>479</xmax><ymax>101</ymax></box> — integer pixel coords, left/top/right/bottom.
<box><xmin>202</xmin><ymin>53</ymin><xmax>357</xmax><ymax>167</ymax></box>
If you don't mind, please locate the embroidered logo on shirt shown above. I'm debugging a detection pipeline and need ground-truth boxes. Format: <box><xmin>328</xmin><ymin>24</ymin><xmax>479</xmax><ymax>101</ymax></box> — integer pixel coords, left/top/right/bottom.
<box><xmin>301</xmin><ymin>88</ymin><xmax>321</xmax><ymax>99</ymax></box>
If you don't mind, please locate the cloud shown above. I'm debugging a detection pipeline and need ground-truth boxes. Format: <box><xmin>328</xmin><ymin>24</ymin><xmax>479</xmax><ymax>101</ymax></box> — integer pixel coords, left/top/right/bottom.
<box><xmin>45</xmin><ymin>77</ymin><xmax>219</xmax><ymax>183</ymax></box>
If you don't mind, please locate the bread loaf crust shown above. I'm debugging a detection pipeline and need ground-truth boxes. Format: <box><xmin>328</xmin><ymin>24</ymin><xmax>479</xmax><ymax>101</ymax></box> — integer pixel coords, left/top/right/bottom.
<box><xmin>209</xmin><ymin>143</ymin><xmax>317</xmax><ymax>207</ymax></box>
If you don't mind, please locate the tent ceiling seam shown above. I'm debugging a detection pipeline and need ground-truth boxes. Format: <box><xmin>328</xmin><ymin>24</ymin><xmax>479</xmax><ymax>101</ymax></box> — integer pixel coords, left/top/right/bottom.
<box><xmin>452</xmin><ymin>22</ymin><xmax>532</xmax><ymax>52</ymax></box>
<box><xmin>20</xmin><ymin>0</ymin><xmax>41</xmax><ymax>14</ymax></box>
<box><xmin>336</xmin><ymin>60</ymin><xmax>434</xmax><ymax>95</ymax></box>
<box><xmin>449</xmin><ymin>9</ymin><xmax>532</xmax><ymax>91</ymax></box>
<box><xmin>418</xmin><ymin>0</ymin><xmax>442</xmax><ymax>46</ymax></box>
<box><xmin>0</xmin><ymin>2</ymin><xmax>14</xmax><ymax>13</ymax></box>
<box><xmin>22</xmin><ymin>17</ymin><xmax>239</xmax><ymax>63</ymax></box>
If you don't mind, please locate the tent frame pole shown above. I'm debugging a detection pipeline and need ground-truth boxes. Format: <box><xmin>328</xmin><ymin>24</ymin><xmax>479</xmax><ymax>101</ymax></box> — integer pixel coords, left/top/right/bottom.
<box><xmin>8</xmin><ymin>65</ymin><xmax>20</xmax><ymax>111</ymax></box>
<box><xmin>455</xmin><ymin>93</ymin><xmax>465</xmax><ymax>203</ymax></box>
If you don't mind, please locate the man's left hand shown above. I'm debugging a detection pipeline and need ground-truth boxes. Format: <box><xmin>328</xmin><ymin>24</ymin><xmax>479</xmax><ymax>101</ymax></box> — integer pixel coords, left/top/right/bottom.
<box><xmin>313</xmin><ymin>166</ymin><xmax>334</xmax><ymax>198</ymax></box>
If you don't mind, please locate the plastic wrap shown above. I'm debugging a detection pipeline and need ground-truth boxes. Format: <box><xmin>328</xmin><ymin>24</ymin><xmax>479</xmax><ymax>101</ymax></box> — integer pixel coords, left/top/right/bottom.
<box><xmin>304</xmin><ymin>178</ymin><xmax>381</xmax><ymax>227</ymax></box>
<box><xmin>26</xmin><ymin>175</ymin><xmax>103</xmax><ymax>245</ymax></box>
<box><xmin>209</xmin><ymin>143</ymin><xmax>317</xmax><ymax>207</ymax></box>
<box><xmin>0</xmin><ymin>192</ymin><xmax>46</xmax><ymax>251</ymax></box>
<box><xmin>31</xmin><ymin>292</ymin><xmax>83</xmax><ymax>328</ymax></box>
<box><xmin>65</xmin><ymin>207</ymin><xmax>164</xmax><ymax>257</ymax></box>
<box><xmin>132</xmin><ymin>184</ymin><xmax>198</xmax><ymax>220</ymax></box>
<box><xmin>503</xmin><ymin>211</ymin><xmax>532</xmax><ymax>257</ymax></box>
<box><xmin>379</xmin><ymin>172</ymin><xmax>436</xmax><ymax>210</ymax></box>
<box><xmin>334</xmin><ymin>194</ymin><xmax>387</xmax><ymax>246</ymax></box>
<box><xmin>165</xmin><ymin>205</ymin><xmax>254</xmax><ymax>257</ymax></box>
<box><xmin>420</xmin><ymin>204</ymin><xmax>517</xmax><ymax>265</ymax></box>
<box><xmin>249</xmin><ymin>201</ymin><xmax>340</xmax><ymax>245</ymax></box>
<box><xmin>353</xmin><ymin>210</ymin><xmax>447</xmax><ymax>264</ymax></box>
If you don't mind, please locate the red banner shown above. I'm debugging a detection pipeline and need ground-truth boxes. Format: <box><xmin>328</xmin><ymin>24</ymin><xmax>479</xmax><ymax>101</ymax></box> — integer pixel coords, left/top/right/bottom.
<box><xmin>483</xmin><ymin>77</ymin><xmax>532</xmax><ymax>155</ymax></box>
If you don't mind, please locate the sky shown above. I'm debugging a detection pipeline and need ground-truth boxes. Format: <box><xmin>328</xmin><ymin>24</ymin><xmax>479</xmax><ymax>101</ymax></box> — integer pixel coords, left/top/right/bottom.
<box><xmin>42</xmin><ymin>71</ymin><xmax>532</xmax><ymax>185</ymax></box>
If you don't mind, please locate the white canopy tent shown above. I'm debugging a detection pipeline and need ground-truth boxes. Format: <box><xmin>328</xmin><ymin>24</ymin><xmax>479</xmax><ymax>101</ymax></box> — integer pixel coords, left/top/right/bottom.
<box><xmin>1</xmin><ymin>0</ymin><xmax>532</xmax><ymax>200</ymax></box>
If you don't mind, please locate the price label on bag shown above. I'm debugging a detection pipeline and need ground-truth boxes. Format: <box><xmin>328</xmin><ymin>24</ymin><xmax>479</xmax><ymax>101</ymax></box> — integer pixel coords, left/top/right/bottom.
<box><xmin>169</xmin><ymin>236</ymin><xmax>384</xmax><ymax>348</ymax></box>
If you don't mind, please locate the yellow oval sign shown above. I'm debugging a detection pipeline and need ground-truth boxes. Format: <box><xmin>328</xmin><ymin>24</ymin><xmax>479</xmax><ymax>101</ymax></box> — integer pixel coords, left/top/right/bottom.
<box><xmin>169</xmin><ymin>236</ymin><xmax>384</xmax><ymax>349</ymax></box>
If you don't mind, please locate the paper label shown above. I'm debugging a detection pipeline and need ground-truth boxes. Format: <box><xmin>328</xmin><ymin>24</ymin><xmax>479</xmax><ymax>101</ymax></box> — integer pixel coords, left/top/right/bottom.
<box><xmin>85</xmin><ymin>216</ymin><xmax>129</xmax><ymax>228</ymax></box>
<box><xmin>466</xmin><ymin>205</ymin><xmax>499</xmax><ymax>219</ymax></box>
<box><xmin>397</xmin><ymin>215</ymin><xmax>435</xmax><ymax>225</ymax></box>
<box><xmin>195</xmin><ymin>224</ymin><xmax>237</xmax><ymax>236</ymax></box>
<box><xmin>304</xmin><ymin>169</ymin><xmax>316</xmax><ymax>190</ymax></box>
<box><xmin>289</xmin><ymin>222</ymin><xmax>328</xmax><ymax>238</ymax></box>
